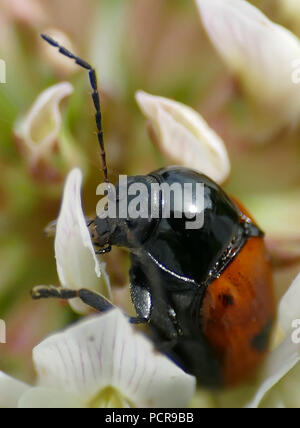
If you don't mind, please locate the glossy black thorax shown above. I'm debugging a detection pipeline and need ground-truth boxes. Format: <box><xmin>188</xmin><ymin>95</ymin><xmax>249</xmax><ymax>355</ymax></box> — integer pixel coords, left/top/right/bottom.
<box><xmin>145</xmin><ymin>166</ymin><xmax>257</xmax><ymax>286</ymax></box>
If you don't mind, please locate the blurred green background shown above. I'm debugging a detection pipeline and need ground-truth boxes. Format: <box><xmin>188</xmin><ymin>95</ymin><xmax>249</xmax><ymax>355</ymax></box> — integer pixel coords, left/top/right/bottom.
<box><xmin>1</xmin><ymin>0</ymin><xmax>300</xmax><ymax>384</ymax></box>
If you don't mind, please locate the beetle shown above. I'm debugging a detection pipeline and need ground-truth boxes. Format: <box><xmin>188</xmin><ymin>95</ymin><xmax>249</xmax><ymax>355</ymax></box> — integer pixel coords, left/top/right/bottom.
<box><xmin>32</xmin><ymin>34</ymin><xmax>275</xmax><ymax>388</ymax></box>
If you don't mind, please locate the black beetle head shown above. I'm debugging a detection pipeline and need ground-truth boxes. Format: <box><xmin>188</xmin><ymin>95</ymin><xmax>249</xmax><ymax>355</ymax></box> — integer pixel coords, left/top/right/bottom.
<box><xmin>93</xmin><ymin>175</ymin><xmax>159</xmax><ymax>250</ymax></box>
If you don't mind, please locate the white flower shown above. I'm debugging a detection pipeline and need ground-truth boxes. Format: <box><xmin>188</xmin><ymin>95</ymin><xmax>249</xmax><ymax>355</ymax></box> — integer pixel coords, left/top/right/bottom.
<box><xmin>54</xmin><ymin>168</ymin><xmax>111</xmax><ymax>313</ymax></box>
<box><xmin>0</xmin><ymin>373</ymin><xmax>29</xmax><ymax>409</ymax></box>
<box><xmin>245</xmin><ymin>272</ymin><xmax>300</xmax><ymax>407</ymax></box>
<box><xmin>195</xmin><ymin>0</ymin><xmax>300</xmax><ymax>135</ymax></box>
<box><xmin>14</xmin><ymin>82</ymin><xmax>74</xmax><ymax>166</ymax></box>
<box><xmin>136</xmin><ymin>90</ymin><xmax>230</xmax><ymax>185</ymax></box>
<box><xmin>0</xmin><ymin>309</ymin><xmax>196</xmax><ymax>408</ymax></box>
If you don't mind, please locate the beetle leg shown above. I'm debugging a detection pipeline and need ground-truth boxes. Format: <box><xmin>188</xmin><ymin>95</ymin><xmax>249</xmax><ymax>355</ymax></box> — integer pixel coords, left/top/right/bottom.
<box><xmin>31</xmin><ymin>286</ymin><xmax>149</xmax><ymax>325</ymax></box>
<box><xmin>129</xmin><ymin>256</ymin><xmax>155</xmax><ymax>322</ymax></box>
<box><xmin>129</xmin><ymin>316</ymin><xmax>149</xmax><ymax>325</ymax></box>
<box><xmin>77</xmin><ymin>288</ymin><xmax>114</xmax><ymax>312</ymax></box>
<box><xmin>31</xmin><ymin>285</ymin><xmax>78</xmax><ymax>300</ymax></box>
<box><xmin>31</xmin><ymin>286</ymin><xmax>114</xmax><ymax>312</ymax></box>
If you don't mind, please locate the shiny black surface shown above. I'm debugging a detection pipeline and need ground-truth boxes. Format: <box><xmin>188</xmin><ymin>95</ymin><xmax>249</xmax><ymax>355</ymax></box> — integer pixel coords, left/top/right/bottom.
<box><xmin>147</xmin><ymin>166</ymin><xmax>249</xmax><ymax>286</ymax></box>
<box><xmin>95</xmin><ymin>166</ymin><xmax>263</xmax><ymax>386</ymax></box>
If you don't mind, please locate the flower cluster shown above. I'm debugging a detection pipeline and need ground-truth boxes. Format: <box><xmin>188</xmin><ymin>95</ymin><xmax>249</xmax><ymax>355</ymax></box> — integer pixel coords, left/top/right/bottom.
<box><xmin>2</xmin><ymin>0</ymin><xmax>300</xmax><ymax>408</ymax></box>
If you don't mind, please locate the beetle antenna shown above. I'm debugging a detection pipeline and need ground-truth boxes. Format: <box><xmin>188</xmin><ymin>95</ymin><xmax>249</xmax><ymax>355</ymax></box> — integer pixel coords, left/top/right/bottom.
<box><xmin>41</xmin><ymin>33</ymin><xmax>109</xmax><ymax>183</ymax></box>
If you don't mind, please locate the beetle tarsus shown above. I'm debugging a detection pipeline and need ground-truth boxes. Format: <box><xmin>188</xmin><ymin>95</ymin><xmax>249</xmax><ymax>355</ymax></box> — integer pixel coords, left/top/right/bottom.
<box><xmin>129</xmin><ymin>316</ymin><xmax>149</xmax><ymax>325</ymax></box>
<box><xmin>31</xmin><ymin>286</ymin><xmax>78</xmax><ymax>300</ymax></box>
<box><xmin>78</xmin><ymin>289</ymin><xmax>114</xmax><ymax>312</ymax></box>
<box><xmin>31</xmin><ymin>286</ymin><xmax>114</xmax><ymax>313</ymax></box>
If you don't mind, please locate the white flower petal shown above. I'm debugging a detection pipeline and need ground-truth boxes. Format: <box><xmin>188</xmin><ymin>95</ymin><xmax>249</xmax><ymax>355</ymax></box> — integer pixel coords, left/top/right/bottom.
<box><xmin>18</xmin><ymin>387</ymin><xmax>84</xmax><ymax>408</ymax></box>
<box><xmin>136</xmin><ymin>91</ymin><xmax>230</xmax><ymax>184</ymax></box>
<box><xmin>278</xmin><ymin>272</ymin><xmax>300</xmax><ymax>334</ymax></box>
<box><xmin>246</xmin><ymin>335</ymin><xmax>300</xmax><ymax>408</ymax></box>
<box><xmin>258</xmin><ymin>387</ymin><xmax>287</xmax><ymax>408</ymax></box>
<box><xmin>196</xmin><ymin>0</ymin><xmax>300</xmax><ymax>128</ymax></box>
<box><xmin>33</xmin><ymin>309</ymin><xmax>196</xmax><ymax>408</ymax></box>
<box><xmin>272</xmin><ymin>361</ymin><xmax>300</xmax><ymax>408</ymax></box>
<box><xmin>55</xmin><ymin>168</ymin><xmax>111</xmax><ymax>313</ymax></box>
<box><xmin>258</xmin><ymin>361</ymin><xmax>300</xmax><ymax>408</ymax></box>
<box><xmin>0</xmin><ymin>372</ymin><xmax>30</xmax><ymax>409</ymax></box>
<box><xmin>15</xmin><ymin>82</ymin><xmax>74</xmax><ymax>162</ymax></box>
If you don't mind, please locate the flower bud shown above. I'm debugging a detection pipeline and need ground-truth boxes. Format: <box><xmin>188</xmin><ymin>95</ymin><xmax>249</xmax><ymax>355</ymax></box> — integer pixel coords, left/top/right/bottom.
<box><xmin>136</xmin><ymin>90</ymin><xmax>230</xmax><ymax>184</ymax></box>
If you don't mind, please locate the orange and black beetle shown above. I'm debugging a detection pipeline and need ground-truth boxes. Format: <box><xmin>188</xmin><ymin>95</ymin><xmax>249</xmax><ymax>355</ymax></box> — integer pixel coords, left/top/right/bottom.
<box><xmin>32</xmin><ymin>35</ymin><xmax>275</xmax><ymax>388</ymax></box>
<box><xmin>93</xmin><ymin>167</ymin><xmax>275</xmax><ymax>387</ymax></box>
